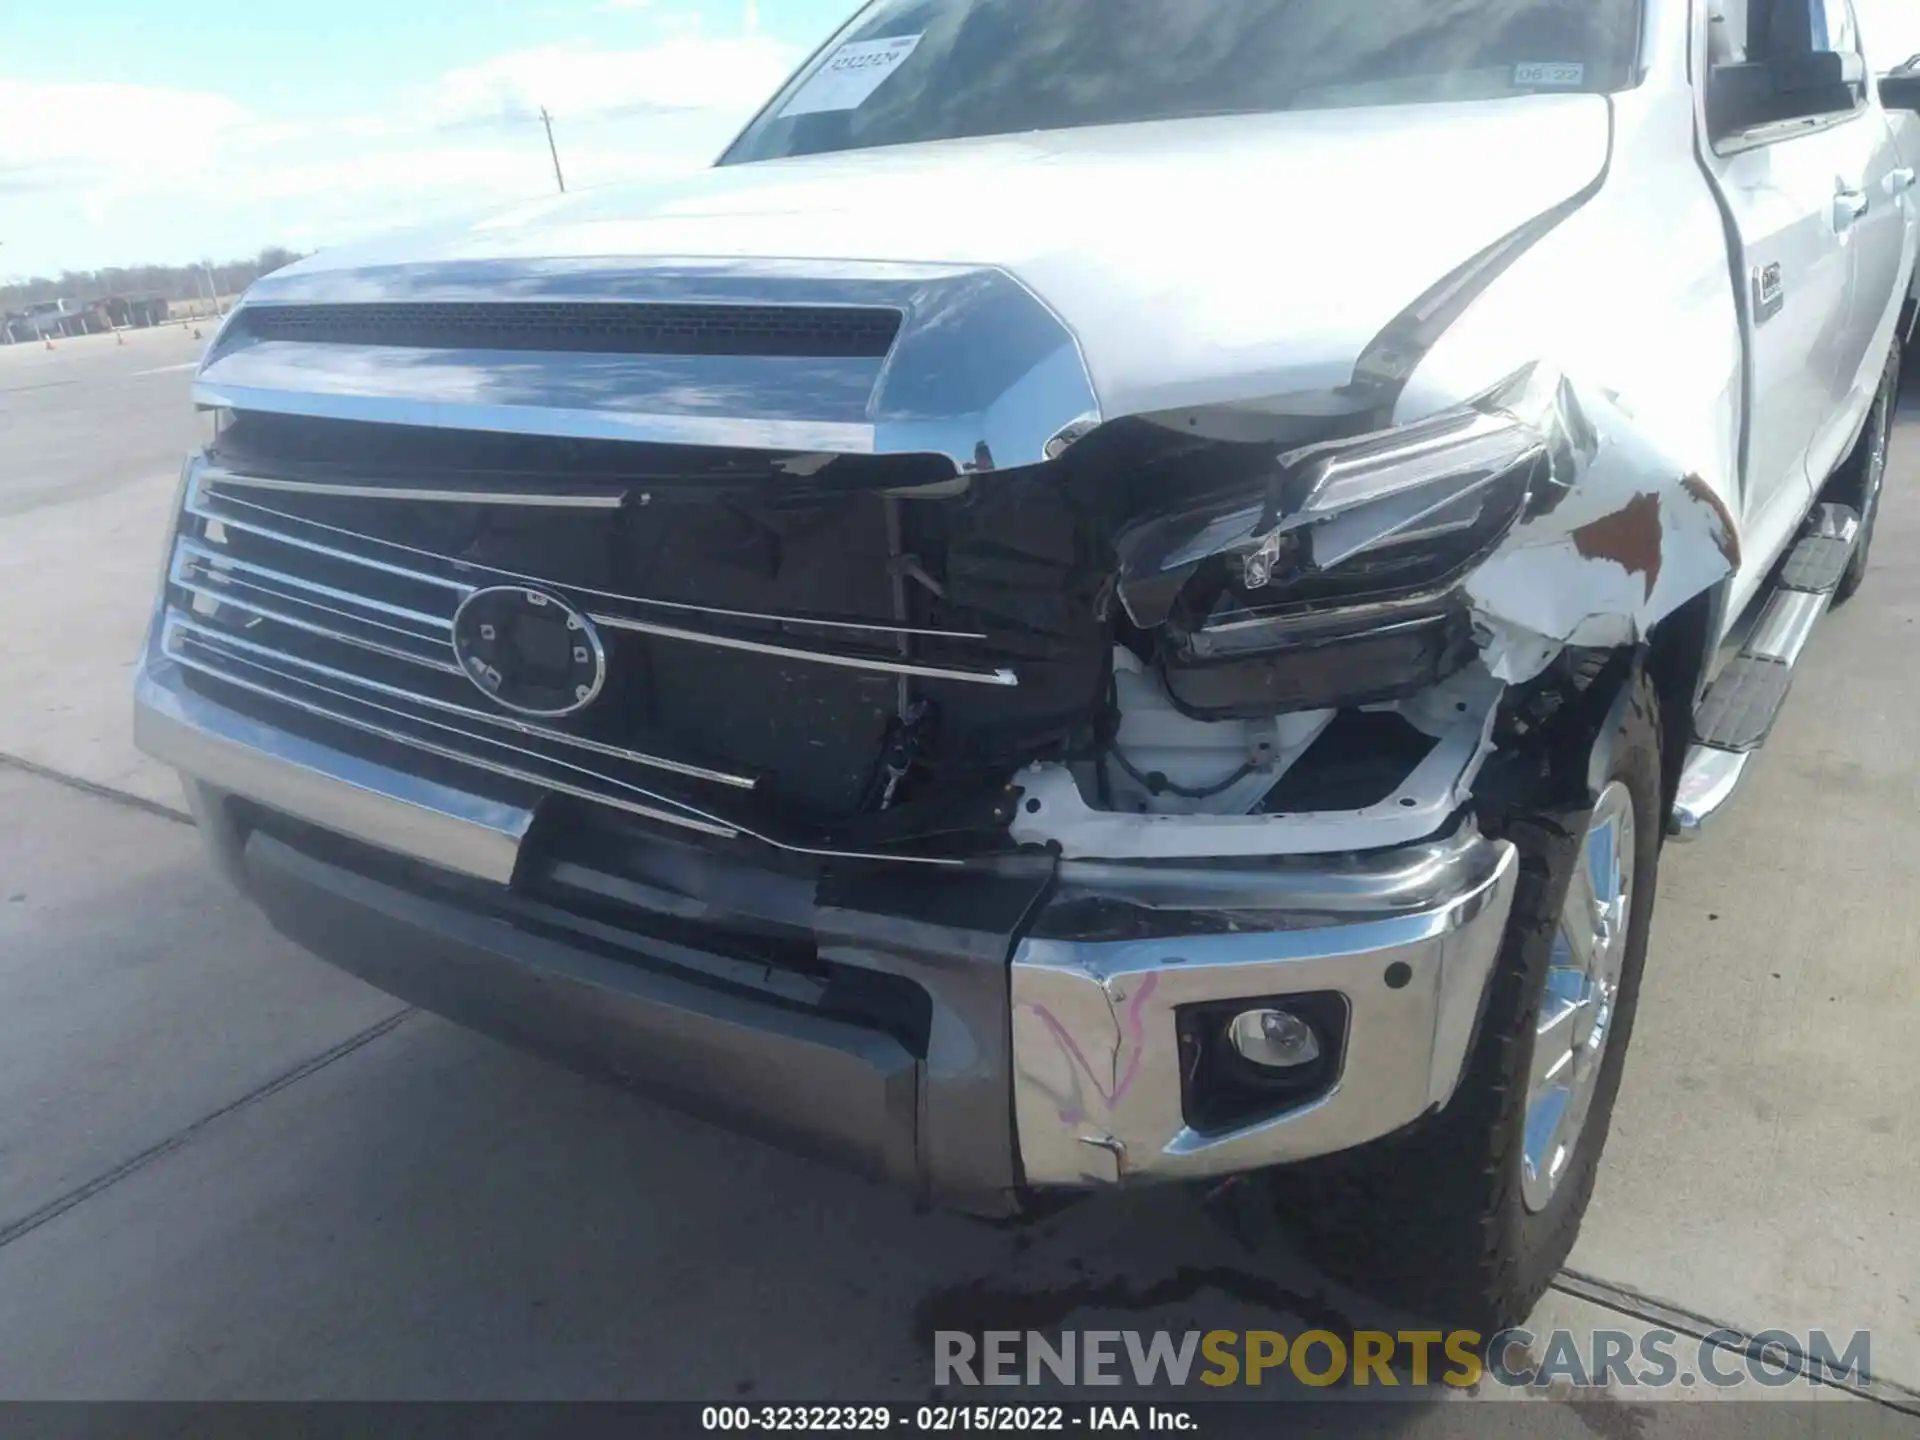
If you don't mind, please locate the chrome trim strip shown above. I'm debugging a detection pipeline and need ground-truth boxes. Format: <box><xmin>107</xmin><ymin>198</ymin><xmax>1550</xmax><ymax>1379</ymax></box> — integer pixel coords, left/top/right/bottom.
<box><xmin>1049</xmin><ymin>822</ymin><xmax>1509</xmax><ymax>917</ymax></box>
<box><xmin>164</xmin><ymin>617</ymin><xmax>960</xmax><ymax>867</ymax></box>
<box><xmin>181</xmin><ymin>563</ymin><xmax>449</xmax><ymax>644</ymax></box>
<box><xmin>610</xmin><ymin>601</ymin><xmax>985</xmax><ymax>646</ymax></box>
<box><xmin>161</xmin><ymin>612</ymin><xmax>758</xmax><ymax>790</ymax></box>
<box><xmin>195</xmin><ymin>379</ymin><xmax>883</xmax><ymax>458</ymax></box>
<box><xmin>134</xmin><ymin>663</ymin><xmax>531</xmax><ymax>885</ymax></box>
<box><xmin>173</xmin><ymin>575</ymin><xmax>463</xmax><ymax>676</ymax></box>
<box><xmin>166</xmin><ymin>622</ymin><xmax>742</xmax><ymax>842</ymax></box>
<box><xmin>176</xmin><ymin>537</ymin><xmax>455</xmax><ymax>632</ymax></box>
<box><xmin>237</xmin><ymin>258</ymin><xmax>980</xmax><ymax>306</ymax></box>
<box><xmin>587</xmin><ymin>611</ymin><xmax>1019</xmax><ymax>686</ymax></box>
<box><xmin>194</xmin><ymin>483</ymin><xmax>991</xmax><ymax>641</ymax></box>
<box><xmin>185</xmin><ymin>493</ymin><xmax>475</xmax><ymax>595</ymax></box>
<box><xmin>1744</xmin><ymin>588</ymin><xmax>1828</xmax><ymax>665</ymax></box>
<box><xmin>207</xmin><ymin>469</ymin><xmax>626</xmax><ymax>510</ymax></box>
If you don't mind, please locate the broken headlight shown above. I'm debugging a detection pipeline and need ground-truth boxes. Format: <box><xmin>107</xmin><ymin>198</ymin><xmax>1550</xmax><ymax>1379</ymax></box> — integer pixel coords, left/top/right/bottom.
<box><xmin>1114</xmin><ymin>377</ymin><xmax>1556</xmax><ymax>718</ymax></box>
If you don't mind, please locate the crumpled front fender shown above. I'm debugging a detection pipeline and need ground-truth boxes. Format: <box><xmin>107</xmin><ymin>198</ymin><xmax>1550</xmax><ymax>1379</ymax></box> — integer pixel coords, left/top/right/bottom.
<box><xmin>1463</xmin><ymin>375</ymin><xmax>1739</xmax><ymax>683</ymax></box>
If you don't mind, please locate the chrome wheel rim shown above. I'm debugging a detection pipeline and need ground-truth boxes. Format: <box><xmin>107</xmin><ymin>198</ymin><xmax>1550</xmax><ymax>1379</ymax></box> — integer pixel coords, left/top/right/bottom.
<box><xmin>1521</xmin><ymin>781</ymin><xmax>1635</xmax><ymax>1213</ymax></box>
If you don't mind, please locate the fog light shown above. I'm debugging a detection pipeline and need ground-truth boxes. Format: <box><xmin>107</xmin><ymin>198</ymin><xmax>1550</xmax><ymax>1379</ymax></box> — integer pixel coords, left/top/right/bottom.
<box><xmin>1228</xmin><ymin>1008</ymin><xmax>1322</xmax><ymax>1070</ymax></box>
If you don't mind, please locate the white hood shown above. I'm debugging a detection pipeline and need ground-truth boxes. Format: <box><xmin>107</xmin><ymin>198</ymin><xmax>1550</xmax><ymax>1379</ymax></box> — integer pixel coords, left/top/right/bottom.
<box><xmin>212</xmin><ymin>95</ymin><xmax>1613</xmax><ymax>462</ymax></box>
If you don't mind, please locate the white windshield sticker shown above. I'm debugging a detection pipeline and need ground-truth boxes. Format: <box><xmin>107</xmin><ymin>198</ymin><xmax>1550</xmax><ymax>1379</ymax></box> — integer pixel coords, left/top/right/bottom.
<box><xmin>1513</xmin><ymin>61</ymin><xmax>1587</xmax><ymax>87</ymax></box>
<box><xmin>780</xmin><ymin>34</ymin><xmax>923</xmax><ymax>117</ymax></box>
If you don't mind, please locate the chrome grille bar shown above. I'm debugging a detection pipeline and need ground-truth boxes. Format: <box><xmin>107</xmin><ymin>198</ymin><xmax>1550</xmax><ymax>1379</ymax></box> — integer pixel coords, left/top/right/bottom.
<box><xmin>176</xmin><ymin>537</ymin><xmax>456</xmax><ymax>633</ymax></box>
<box><xmin>195</xmin><ymin>467</ymin><xmax>990</xmax><ymax>641</ymax></box>
<box><xmin>174</xmin><ymin>543</ymin><xmax>458</xmax><ymax>673</ymax></box>
<box><xmin>163</xmin><ymin>612</ymin><xmax>758</xmax><ymax>791</ymax></box>
<box><xmin>166</xmin><ymin>617</ymin><xmax>960</xmax><ymax>866</ymax></box>
<box><xmin>167</xmin><ymin>621</ymin><xmax>741</xmax><ymax>841</ymax></box>
<box><xmin>209</xmin><ymin>470</ymin><xmax>628</xmax><ymax>509</ymax></box>
<box><xmin>179</xmin><ymin>564</ymin><xmax>449</xmax><ymax>646</ymax></box>
<box><xmin>586</xmin><ymin>611</ymin><xmax>1019</xmax><ymax>686</ymax></box>
<box><xmin>187</xmin><ymin>490</ymin><xmax>474</xmax><ymax>595</ymax></box>
<box><xmin>189</xmin><ymin>480</ymin><xmax>1019</xmax><ymax>686</ymax></box>
<box><xmin>174</xmin><ymin>577</ymin><xmax>463</xmax><ymax>675</ymax></box>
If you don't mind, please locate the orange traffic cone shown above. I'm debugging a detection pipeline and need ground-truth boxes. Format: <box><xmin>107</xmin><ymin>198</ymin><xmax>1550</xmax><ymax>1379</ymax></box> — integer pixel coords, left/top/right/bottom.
<box><xmin>43</xmin><ymin>335</ymin><xmax>54</xmax><ymax>350</ymax></box>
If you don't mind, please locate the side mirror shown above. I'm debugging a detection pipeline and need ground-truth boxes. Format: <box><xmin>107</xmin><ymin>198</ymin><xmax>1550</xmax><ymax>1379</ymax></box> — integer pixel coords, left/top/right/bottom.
<box><xmin>1883</xmin><ymin>73</ymin><xmax>1920</xmax><ymax>113</ymax></box>
<box><xmin>1710</xmin><ymin>51</ymin><xmax>1862</xmax><ymax>136</ymax></box>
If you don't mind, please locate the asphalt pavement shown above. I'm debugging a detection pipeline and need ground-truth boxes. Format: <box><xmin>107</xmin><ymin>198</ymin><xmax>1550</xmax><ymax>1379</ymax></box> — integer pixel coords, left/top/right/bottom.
<box><xmin>0</xmin><ymin>322</ymin><xmax>208</xmax><ymax>519</ymax></box>
<box><xmin>0</xmin><ymin>325</ymin><xmax>1916</xmax><ymax>1426</ymax></box>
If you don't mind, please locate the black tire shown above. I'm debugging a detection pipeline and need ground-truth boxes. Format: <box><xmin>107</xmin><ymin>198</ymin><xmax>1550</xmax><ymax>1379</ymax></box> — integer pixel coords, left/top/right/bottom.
<box><xmin>1265</xmin><ymin>669</ymin><xmax>1664</xmax><ymax>1334</ymax></box>
<box><xmin>1833</xmin><ymin>335</ymin><xmax>1901</xmax><ymax>606</ymax></box>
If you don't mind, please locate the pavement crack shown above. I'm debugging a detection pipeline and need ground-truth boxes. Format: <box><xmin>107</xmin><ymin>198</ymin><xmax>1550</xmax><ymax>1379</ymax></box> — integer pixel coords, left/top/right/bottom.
<box><xmin>0</xmin><ymin>1008</ymin><xmax>416</xmax><ymax>1254</ymax></box>
<box><xmin>0</xmin><ymin>751</ymin><xmax>193</xmax><ymax>826</ymax></box>
<box><xmin>1553</xmin><ymin>1266</ymin><xmax>1920</xmax><ymax>1416</ymax></box>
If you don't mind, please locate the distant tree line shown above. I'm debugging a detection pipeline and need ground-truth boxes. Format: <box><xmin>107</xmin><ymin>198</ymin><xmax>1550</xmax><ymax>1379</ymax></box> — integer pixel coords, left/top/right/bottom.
<box><xmin>0</xmin><ymin>246</ymin><xmax>305</xmax><ymax>310</ymax></box>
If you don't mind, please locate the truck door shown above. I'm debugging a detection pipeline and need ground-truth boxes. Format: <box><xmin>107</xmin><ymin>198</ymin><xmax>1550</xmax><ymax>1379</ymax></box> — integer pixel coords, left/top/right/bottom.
<box><xmin>1699</xmin><ymin>0</ymin><xmax>1864</xmax><ymax>557</ymax></box>
<box><xmin>1840</xmin><ymin>0</ymin><xmax>1919</xmax><ymax>394</ymax></box>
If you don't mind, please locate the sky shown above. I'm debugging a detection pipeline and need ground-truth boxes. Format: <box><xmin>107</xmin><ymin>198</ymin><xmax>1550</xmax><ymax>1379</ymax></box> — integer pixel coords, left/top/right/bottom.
<box><xmin>0</xmin><ymin>0</ymin><xmax>860</xmax><ymax>280</ymax></box>
<box><xmin>10</xmin><ymin>1</ymin><xmax>1920</xmax><ymax>284</ymax></box>
<box><xmin>1858</xmin><ymin>0</ymin><xmax>1920</xmax><ymax>68</ymax></box>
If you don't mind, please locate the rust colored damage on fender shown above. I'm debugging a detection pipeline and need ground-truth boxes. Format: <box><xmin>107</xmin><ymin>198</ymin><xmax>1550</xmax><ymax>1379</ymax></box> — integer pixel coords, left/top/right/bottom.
<box><xmin>1679</xmin><ymin>474</ymin><xmax>1742</xmax><ymax>569</ymax></box>
<box><xmin>1460</xmin><ymin>375</ymin><xmax>1740</xmax><ymax>684</ymax></box>
<box><xmin>1571</xmin><ymin>492</ymin><xmax>1663</xmax><ymax>601</ymax></box>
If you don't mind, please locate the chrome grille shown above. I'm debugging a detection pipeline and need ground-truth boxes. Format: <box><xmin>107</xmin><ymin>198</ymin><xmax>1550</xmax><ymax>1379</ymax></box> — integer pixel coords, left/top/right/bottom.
<box><xmin>164</xmin><ymin>617</ymin><xmax>744</xmax><ymax>840</ymax></box>
<box><xmin>159</xmin><ymin>460</ymin><xmax>1018</xmax><ymax>863</ymax></box>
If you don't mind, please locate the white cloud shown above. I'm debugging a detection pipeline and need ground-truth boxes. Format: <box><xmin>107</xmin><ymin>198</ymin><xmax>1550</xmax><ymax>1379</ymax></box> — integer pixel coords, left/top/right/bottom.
<box><xmin>0</xmin><ymin>81</ymin><xmax>249</xmax><ymax>198</ymax></box>
<box><xmin>421</xmin><ymin>37</ymin><xmax>791</xmax><ymax>125</ymax></box>
<box><xmin>0</xmin><ymin>35</ymin><xmax>799</xmax><ymax>277</ymax></box>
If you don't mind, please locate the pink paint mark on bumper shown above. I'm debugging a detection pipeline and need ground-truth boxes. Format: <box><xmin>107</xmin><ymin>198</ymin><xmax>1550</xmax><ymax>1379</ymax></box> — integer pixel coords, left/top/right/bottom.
<box><xmin>1023</xmin><ymin>972</ymin><xmax>1160</xmax><ymax>1123</ymax></box>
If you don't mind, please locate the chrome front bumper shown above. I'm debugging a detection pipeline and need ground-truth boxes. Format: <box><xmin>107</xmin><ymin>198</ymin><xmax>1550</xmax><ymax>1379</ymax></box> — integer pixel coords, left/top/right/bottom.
<box><xmin>136</xmin><ymin>647</ymin><xmax>1518</xmax><ymax>1198</ymax></box>
<box><xmin>1010</xmin><ymin>834</ymin><xmax>1518</xmax><ymax>1187</ymax></box>
<box><xmin>134</xmin><ymin>658</ymin><xmax>533</xmax><ymax>886</ymax></box>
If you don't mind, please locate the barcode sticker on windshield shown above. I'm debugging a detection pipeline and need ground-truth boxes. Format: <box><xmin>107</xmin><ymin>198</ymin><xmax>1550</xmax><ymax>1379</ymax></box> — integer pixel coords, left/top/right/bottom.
<box><xmin>1513</xmin><ymin>61</ymin><xmax>1586</xmax><ymax>87</ymax></box>
<box><xmin>780</xmin><ymin>34</ymin><xmax>923</xmax><ymax>117</ymax></box>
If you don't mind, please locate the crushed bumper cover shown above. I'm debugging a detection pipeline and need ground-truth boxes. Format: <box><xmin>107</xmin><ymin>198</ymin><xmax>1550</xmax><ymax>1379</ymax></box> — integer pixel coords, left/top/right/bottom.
<box><xmin>239</xmin><ymin>827</ymin><xmax>926</xmax><ymax>1190</ymax></box>
<box><xmin>137</xmin><ymin>656</ymin><xmax>1519</xmax><ymax>1209</ymax></box>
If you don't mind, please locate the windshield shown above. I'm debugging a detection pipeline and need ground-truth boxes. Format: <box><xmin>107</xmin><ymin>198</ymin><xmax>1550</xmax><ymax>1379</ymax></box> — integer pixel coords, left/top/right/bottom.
<box><xmin>722</xmin><ymin>0</ymin><xmax>1642</xmax><ymax>165</ymax></box>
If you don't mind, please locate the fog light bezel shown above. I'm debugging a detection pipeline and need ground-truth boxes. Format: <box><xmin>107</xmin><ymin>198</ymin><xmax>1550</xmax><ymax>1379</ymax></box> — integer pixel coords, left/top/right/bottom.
<box><xmin>1175</xmin><ymin>991</ymin><xmax>1349</xmax><ymax>1135</ymax></box>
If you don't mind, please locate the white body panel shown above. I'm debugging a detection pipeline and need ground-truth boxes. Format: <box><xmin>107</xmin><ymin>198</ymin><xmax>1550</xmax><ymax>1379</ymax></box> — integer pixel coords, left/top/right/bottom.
<box><xmin>263</xmin><ymin>97</ymin><xmax>1612</xmax><ymax>428</ymax></box>
<box><xmin>165</xmin><ymin>0</ymin><xmax>1919</xmax><ymax>865</ymax></box>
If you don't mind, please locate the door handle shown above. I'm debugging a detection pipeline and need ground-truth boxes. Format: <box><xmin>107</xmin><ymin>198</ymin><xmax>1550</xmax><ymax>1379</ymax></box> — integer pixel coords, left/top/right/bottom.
<box><xmin>1887</xmin><ymin>167</ymin><xmax>1918</xmax><ymax>196</ymax></box>
<box><xmin>1834</xmin><ymin>186</ymin><xmax>1871</xmax><ymax>231</ymax></box>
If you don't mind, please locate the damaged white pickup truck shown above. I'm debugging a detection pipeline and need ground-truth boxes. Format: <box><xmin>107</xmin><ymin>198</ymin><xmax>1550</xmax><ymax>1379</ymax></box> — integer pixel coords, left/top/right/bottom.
<box><xmin>136</xmin><ymin>0</ymin><xmax>1920</xmax><ymax>1328</ymax></box>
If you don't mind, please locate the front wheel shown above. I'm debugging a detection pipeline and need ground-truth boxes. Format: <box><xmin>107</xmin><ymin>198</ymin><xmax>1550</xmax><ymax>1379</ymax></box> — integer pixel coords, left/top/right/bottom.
<box><xmin>1266</xmin><ymin>669</ymin><xmax>1664</xmax><ymax>1333</ymax></box>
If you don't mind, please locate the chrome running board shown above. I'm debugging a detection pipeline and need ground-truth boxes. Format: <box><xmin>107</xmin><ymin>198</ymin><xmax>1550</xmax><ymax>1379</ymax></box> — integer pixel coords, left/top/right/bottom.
<box><xmin>1670</xmin><ymin>503</ymin><xmax>1858</xmax><ymax>840</ymax></box>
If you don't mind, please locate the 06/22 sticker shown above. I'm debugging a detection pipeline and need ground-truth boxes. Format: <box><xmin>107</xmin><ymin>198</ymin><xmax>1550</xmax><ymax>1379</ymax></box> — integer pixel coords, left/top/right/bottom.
<box><xmin>1512</xmin><ymin>60</ymin><xmax>1586</xmax><ymax>87</ymax></box>
<box><xmin>779</xmin><ymin>34</ymin><xmax>923</xmax><ymax>117</ymax></box>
